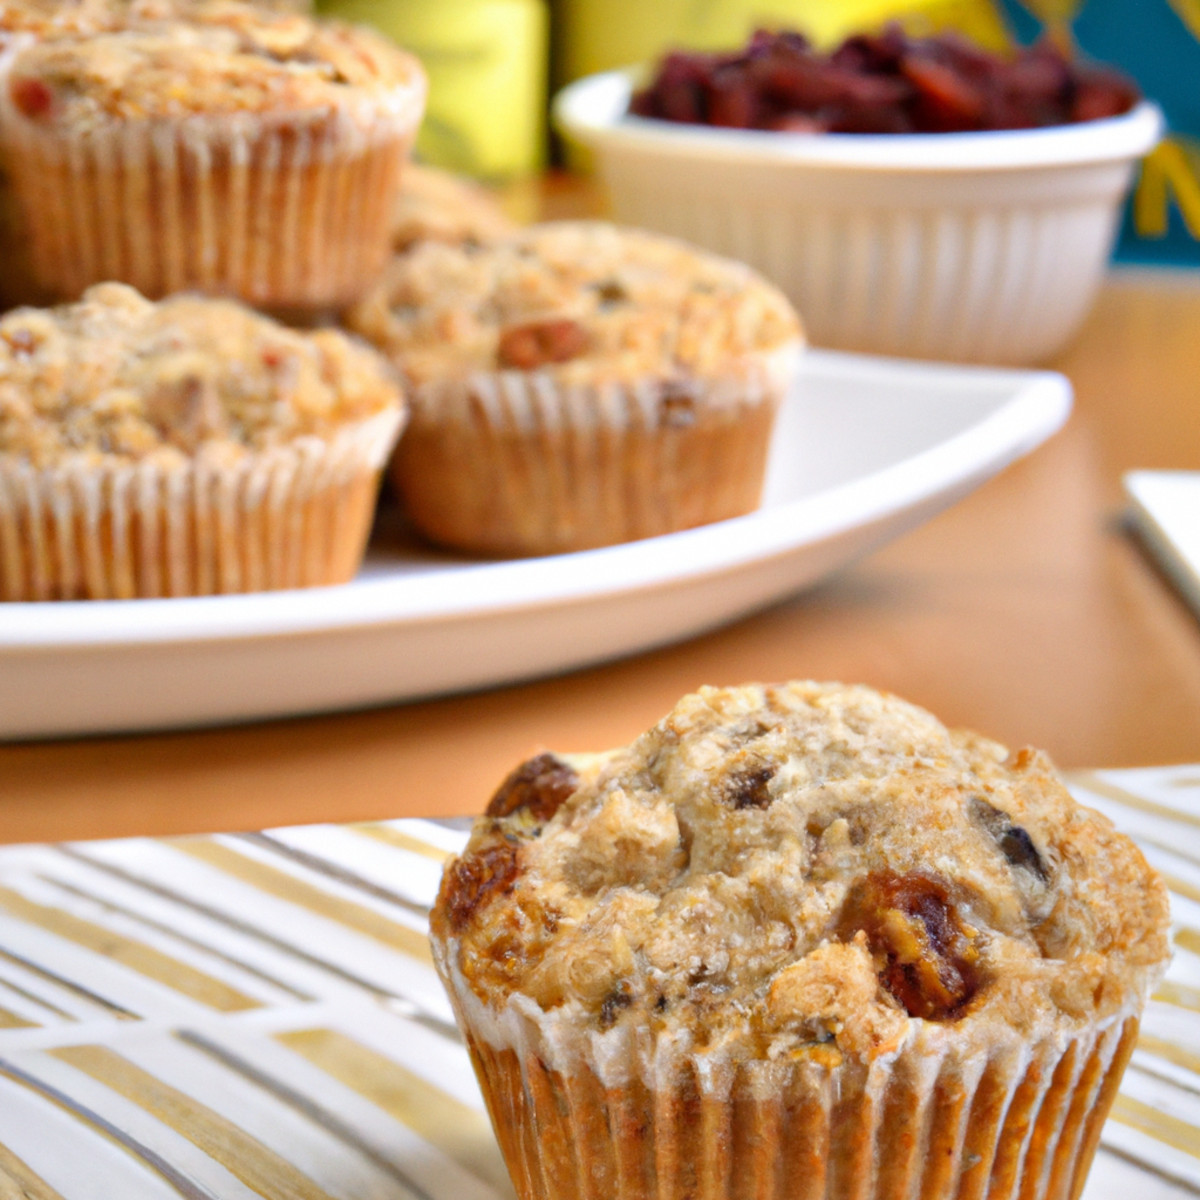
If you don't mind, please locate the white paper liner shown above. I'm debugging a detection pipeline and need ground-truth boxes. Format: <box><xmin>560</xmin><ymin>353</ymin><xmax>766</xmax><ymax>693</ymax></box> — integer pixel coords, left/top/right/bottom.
<box><xmin>435</xmin><ymin>937</ymin><xmax>1150</xmax><ymax>1200</ymax></box>
<box><xmin>0</xmin><ymin>407</ymin><xmax>402</xmax><ymax>600</ymax></box>
<box><xmin>0</xmin><ymin>80</ymin><xmax>425</xmax><ymax>309</ymax></box>
<box><xmin>395</xmin><ymin>340</ymin><xmax>801</xmax><ymax>556</ymax></box>
<box><xmin>407</xmin><ymin>341</ymin><xmax>801</xmax><ymax>433</ymax></box>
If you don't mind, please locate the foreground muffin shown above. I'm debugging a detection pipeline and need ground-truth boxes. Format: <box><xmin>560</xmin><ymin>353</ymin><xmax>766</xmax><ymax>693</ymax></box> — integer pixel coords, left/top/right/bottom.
<box><xmin>0</xmin><ymin>283</ymin><xmax>404</xmax><ymax>600</ymax></box>
<box><xmin>346</xmin><ymin>220</ymin><xmax>802</xmax><ymax>556</ymax></box>
<box><xmin>0</xmin><ymin>2</ymin><xmax>426</xmax><ymax>312</ymax></box>
<box><xmin>430</xmin><ymin>682</ymin><xmax>1170</xmax><ymax>1200</ymax></box>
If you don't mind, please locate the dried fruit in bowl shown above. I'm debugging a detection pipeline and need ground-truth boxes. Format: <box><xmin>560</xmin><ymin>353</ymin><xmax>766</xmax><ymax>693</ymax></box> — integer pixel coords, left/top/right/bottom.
<box><xmin>630</xmin><ymin>26</ymin><xmax>1140</xmax><ymax>134</ymax></box>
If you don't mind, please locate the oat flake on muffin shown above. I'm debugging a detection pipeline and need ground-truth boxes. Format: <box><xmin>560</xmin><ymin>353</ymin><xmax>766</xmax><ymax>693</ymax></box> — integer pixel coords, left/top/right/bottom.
<box><xmin>431</xmin><ymin>681</ymin><xmax>1170</xmax><ymax>1200</ymax></box>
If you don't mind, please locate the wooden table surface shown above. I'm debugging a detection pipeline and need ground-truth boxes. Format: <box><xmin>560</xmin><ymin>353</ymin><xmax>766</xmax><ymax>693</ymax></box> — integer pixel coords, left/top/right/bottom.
<box><xmin>4</xmin><ymin>186</ymin><xmax>1200</xmax><ymax>845</ymax></box>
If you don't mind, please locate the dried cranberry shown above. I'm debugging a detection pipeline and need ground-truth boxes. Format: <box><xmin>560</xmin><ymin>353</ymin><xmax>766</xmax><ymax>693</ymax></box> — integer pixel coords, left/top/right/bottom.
<box><xmin>706</xmin><ymin>72</ymin><xmax>759</xmax><ymax>129</ymax></box>
<box><xmin>840</xmin><ymin>871</ymin><xmax>979</xmax><ymax>1020</ymax></box>
<box><xmin>440</xmin><ymin>839</ymin><xmax>521</xmax><ymax>933</ymax></box>
<box><xmin>630</xmin><ymin>27</ymin><xmax>1137</xmax><ymax>136</ymax></box>
<box><xmin>485</xmin><ymin>753</ymin><xmax>580</xmax><ymax>822</ymax></box>
<box><xmin>904</xmin><ymin>56</ymin><xmax>987</xmax><ymax>131</ymax></box>
<box><xmin>10</xmin><ymin>77</ymin><xmax>52</xmax><ymax>119</ymax></box>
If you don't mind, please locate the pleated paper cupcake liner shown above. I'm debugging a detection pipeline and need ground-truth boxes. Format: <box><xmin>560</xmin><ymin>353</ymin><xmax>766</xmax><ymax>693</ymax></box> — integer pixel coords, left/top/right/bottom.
<box><xmin>0</xmin><ymin>408</ymin><xmax>402</xmax><ymax>600</ymax></box>
<box><xmin>0</xmin><ymin>92</ymin><xmax>424</xmax><ymax>312</ymax></box>
<box><xmin>436</xmin><ymin>947</ymin><xmax>1143</xmax><ymax>1200</ymax></box>
<box><xmin>393</xmin><ymin>342</ymin><xmax>800</xmax><ymax>557</ymax></box>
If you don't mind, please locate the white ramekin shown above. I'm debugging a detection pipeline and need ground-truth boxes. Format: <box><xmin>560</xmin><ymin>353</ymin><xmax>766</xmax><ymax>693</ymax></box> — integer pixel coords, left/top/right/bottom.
<box><xmin>555</xmin><ymin>70</ymin><xmax>1162</xmax><ymax>365</ymax></box>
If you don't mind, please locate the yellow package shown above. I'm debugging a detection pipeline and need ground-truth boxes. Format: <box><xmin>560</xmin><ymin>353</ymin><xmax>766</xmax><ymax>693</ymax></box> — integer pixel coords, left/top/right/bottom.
<box><xmin>318</xmin><ymin>0</ymin><xmax>547</xmax><ymax>179</ymax></box>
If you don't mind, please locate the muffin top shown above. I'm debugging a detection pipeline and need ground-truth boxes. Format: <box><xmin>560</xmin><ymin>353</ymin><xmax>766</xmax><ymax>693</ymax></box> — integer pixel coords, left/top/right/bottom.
<box><xmin>390</xmin><ymin>163</ymin><xmax>517</xmax><ymax>254</ymax></box>
<box><xmin>0</xmin><ymin>283</ymin><xmax>403</xmax><ymax>467</ymax></box>
<box><xmin>431</xmin><ymin>682</ymin><xmax>1169</xmax><ymax>1066</ymax></box>
<box><xmin>345</xmin><ymin>220</ymin><xmax>803</xmax><ymax>388</ymax></box>
<box><xmin>3</xmin><ymin>3</ymin><xmax>424</xmax><ymax>127</ymax></box>
<box><xmin>0</xmin><ymin>0</ymin><xmax>164</xmax><ymax>38</ymax></box>
<box><xmin>0</xmin><ymin>0</ymin><xmax>309</xmax><ymax>41</ymax></box>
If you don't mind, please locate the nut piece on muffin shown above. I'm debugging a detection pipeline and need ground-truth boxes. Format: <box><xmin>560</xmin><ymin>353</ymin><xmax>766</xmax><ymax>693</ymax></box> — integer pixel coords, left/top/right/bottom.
<box><xmin>0</xmin><ymin>282</ymin><xmax>405</xmax><ymax>599</ymax></box>
<box><xmin>0</xmin><ymin>1</ymin><xmax>426</xmax><ymax>312</ymax></box>
<box><xmin>430</xmin><ymin>681</ymin><xmax>1170</xmax><ymax>1200</ymax></box>
<box><xmin>345</xmin><ymin>220</ymin><xmax>803</xmax><ymax>557</ymax></box>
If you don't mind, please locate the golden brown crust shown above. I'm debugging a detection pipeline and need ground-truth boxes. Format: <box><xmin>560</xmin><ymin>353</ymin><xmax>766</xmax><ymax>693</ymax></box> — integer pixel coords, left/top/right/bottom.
<box><xmin>0</xmin><ymin>283</ymin><xmax>403</xmax><ymax>467</ymax></box>
<box><xmin>344</xmin><ymin>220</ymin><xmax>803</xmax><ymax>389</ymax></box>
<box><xmin>431</xmin><ymin>683</ymin><xmax>1170</xmax><ymax>1066</ymax></box>
<box><xmin>0</xmin><ymin>0</ymin><xmax>309</xmax><ymax>36</ymax></box>
<box><xmin>3</xmin><ymin>7</ymin><xmax>422</xmax><ymax>125</ymax></box>
<box><xmin>0</xmin><ymin>0</ymin><xmax>162</xmax><ymax>38</ymax></box>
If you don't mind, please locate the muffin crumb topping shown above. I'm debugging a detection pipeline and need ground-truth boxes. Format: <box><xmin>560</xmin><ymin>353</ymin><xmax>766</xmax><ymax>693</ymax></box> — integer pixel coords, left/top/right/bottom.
<box><xmin>432</xmin><ymin>682</ymin><xmax>1170</xmax><ymax>1064</ymax></box>
<box><xmin>0</xmin><ymin>283</ymin><xmax>402</xmax><ymax>466</ymax></box>
<box><xmin>346</xmin><ymin>220</ymin><xmax>802</xmax><ymax>387</ymax></box>
<box><xmin>3</xmin><ymin>2</ymin><xmax>422</xmax><ymax>127</ymax></box>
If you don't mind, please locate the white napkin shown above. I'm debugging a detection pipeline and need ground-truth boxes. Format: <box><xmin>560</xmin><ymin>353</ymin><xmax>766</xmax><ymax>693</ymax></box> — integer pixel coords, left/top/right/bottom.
<box><xmin>1125</xmin><ymin>470</ymin><xmax>1200</xmax><ymax>620</ymax></box>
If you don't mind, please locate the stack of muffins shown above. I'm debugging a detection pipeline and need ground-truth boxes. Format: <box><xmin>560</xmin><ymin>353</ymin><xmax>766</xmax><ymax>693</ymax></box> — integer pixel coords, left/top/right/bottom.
<box><xmin>0</xmin><ymin>0</ymin><xmax>426</xmax><ymax>598</ymax></box>
<box><xmin>0</xmin><ymin>0</ymin><xmax>804</xmax><ymax>600</ymax></box>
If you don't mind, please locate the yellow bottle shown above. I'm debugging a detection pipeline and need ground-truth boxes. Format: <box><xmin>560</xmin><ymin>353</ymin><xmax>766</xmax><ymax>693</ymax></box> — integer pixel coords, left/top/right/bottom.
<box><xmin>317</xmin><ymin>0</ymin><xmax>548</xmax><ymax>179</ymax></box>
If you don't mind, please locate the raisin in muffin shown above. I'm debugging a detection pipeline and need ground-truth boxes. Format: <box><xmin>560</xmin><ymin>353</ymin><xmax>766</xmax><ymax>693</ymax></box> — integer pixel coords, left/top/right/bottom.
<box><xmin>0</xmin><ymin>1</ymin><xmax>425</xmax><ymax>312</ymax></box>
<box><xmin>0</xmin><ymin>282</ymin><xmax>404</xmax><ymax>599</ymax></box>
<box><xmin>430</xmin><ymin>682</ymin><xmax>1170</xmax><ymax>1200</ymax></box>
<box><xmin>345</xmin><ymin>220</ymin><xmax>802</xmax><ymax>557</ymax></box>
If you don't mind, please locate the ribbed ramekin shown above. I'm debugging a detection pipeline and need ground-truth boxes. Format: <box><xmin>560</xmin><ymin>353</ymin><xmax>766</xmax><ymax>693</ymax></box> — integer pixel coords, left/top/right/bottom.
<box><xmin>555</xmin><ymin>71</ymin><xmax>1161</xmax><ymax>365</ymax></box>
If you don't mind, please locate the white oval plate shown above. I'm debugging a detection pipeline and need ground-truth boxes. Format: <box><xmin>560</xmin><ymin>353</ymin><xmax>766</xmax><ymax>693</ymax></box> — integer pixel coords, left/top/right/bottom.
<box><xmin>0</xmin><ymin>350</ymin><xmax>1070</xmax><ymax>740</ymax></box>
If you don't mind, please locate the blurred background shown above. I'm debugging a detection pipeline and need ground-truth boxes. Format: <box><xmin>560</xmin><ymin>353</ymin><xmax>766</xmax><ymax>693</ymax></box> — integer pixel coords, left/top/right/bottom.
<box><xmin>315</xmin><ymin>0</ymin><xmax>1200</xmax><ymax>267</ymax></box>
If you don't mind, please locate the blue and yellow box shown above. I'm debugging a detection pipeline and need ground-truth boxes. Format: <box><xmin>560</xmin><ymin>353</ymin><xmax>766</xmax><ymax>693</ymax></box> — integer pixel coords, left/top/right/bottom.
<box><xmin>996</xmin><ymin>0</ymin><xmax>1200</xmax><ymax>266</ymax></box>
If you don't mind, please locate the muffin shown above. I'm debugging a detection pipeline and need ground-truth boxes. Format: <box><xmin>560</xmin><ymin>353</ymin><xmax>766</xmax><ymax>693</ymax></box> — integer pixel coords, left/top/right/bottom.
<box><xmin>345</xmin><ymin>220</ymin><xmax>802</xmax><ymax>557</ymax></box>
<box><xmin>0</xmin><ymin>2</ymin><xmax>426</xmax><ymax>313</ymax></box>
<box><xmin>0</xmin><ymin>282</ymin><xmax>405</xmax><ymax>600</ymax></box>
<box><xmin>390</xmin><ymin>162</ymin><xmax>516</xmax><ymax>254</ymax></box>
<box><xmin>430</xmin><ymin>682</ymin><xmax>1171</xmax><ymax>1200</ymax></box>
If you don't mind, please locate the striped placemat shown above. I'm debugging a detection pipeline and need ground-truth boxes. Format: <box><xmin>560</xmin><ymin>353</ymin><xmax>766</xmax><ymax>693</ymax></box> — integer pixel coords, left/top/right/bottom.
<box><xmin>0</xmin><ymin>768</ymin><xmax>1196</xmax><ymax>1200</ymax></box>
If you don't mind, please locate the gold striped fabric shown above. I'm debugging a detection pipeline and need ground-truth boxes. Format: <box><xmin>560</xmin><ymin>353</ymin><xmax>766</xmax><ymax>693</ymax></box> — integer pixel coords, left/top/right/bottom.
<box><xmin>0</xmin><ymin>777</ymin><xmax>1195</xmax><ymax>1200</ymax></box>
